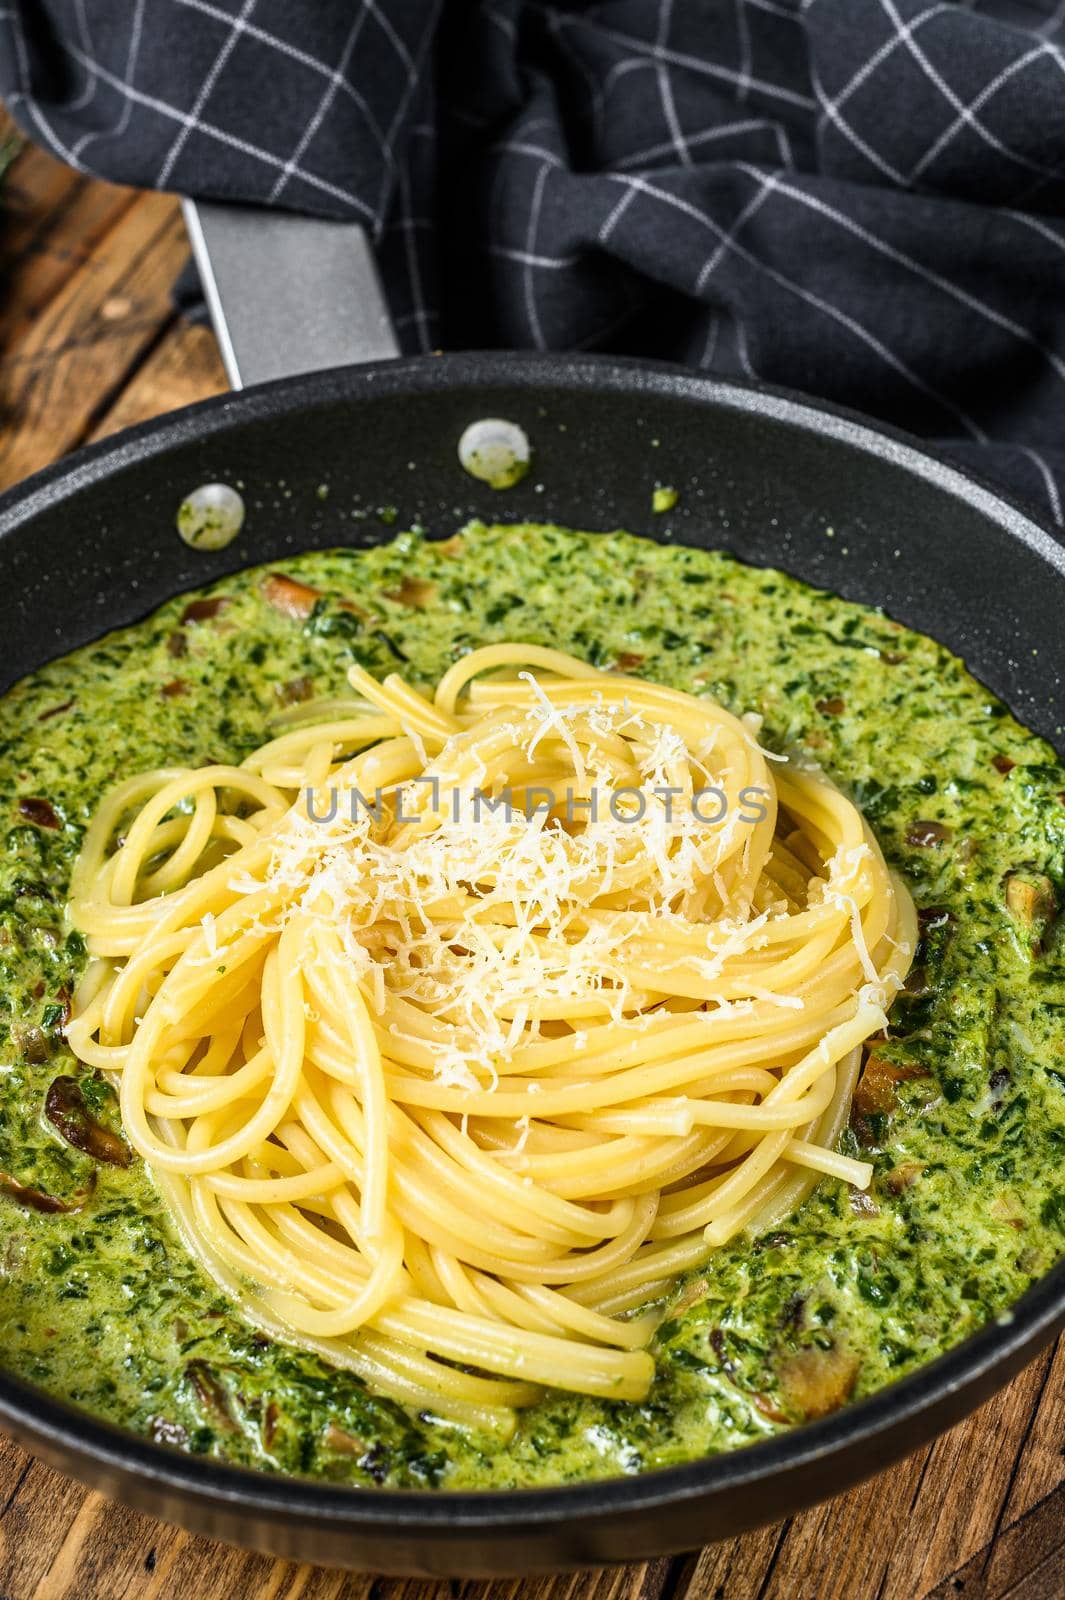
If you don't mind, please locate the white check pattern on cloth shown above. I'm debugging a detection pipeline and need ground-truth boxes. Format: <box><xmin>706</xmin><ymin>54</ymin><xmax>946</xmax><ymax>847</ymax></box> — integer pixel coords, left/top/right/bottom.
<box><xmin>2</xmin><ymin>0</ymin><xmax>1065</xmax><ymax>522</ymax></box>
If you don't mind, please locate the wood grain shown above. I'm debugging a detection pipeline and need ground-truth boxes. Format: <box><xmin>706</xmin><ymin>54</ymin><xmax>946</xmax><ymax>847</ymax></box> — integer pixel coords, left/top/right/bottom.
<box><xmin>0</xmin><ymin>161</ymin><xmax>138</xmax><ymax>349</ymax></box>
<box><xmin>0</xmin><ymin>125</ymin><xmax>1062</xmax><ymax>1600</ymax></box>
<box><xmin>87</xmin><ymin>319</ymin><xmax>227</xmax><ymax>442</ymax></box>
<box><xmin>0</xmin><ymin>183</ymin><xmax>189</xmax><ymax>490</ymax></box>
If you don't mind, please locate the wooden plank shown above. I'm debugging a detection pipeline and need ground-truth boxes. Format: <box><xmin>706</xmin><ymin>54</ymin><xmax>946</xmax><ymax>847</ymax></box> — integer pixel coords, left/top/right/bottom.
<box><xmin>0</xmin><ymin>190</ymin><xmax>187</xmax><ymax>490</ymax></box>
<box><xmin>0</xmin><ymin>1427</ymin><xmax>35</xmax><ymax>1512</ymax></box>
<box><xmin>0</xmin><ymin>1436</ymin><xmax>673</xmax><ymax>1600</ymax></box>
<box><xmin>926</xmin><ymin>1482</ymin><xmax>1065</xmax><ymax>1600</ymax></box>
<box><xmin>0</xmin><ymin>110</ymin><xmax>139</xmax><ymax>347</ymax></box>
<box><xmin>88</xmin><ymin>319</ymin><xmax>228</xmax><ymax>441</ymax></box>
<box><xmin>998</xmin><ymin>1337</ymin><xmax>1065</xmax><ymax>1522</ymax></box>
<box><xmin>666</xmin><ymin>1526</ymin><xmax>785</xmax><ymax>1600</ymax></box>
<box><xmin>880</xmin><ymin>1347</ymin><xmax>1057</xmax><ymax>1599</ymax></box>
<box><xmin>0</xmin><ymin>1456</ymin><xmax>94</xmax><ymax>1599</ymax></box>
<box><xmin>0</xmin><ymin>137</ymin><xmax>82</xmax><ymax>266</ymax></box>
<box><xmin>27</xmin><ymin>1496</ymin><xmax>290</xmax><ymax>1600</ymax></box>
<box><xmin>0</xmin><ymin>175</ymin><xmax>139</xmax><ymax>348</ymax></box>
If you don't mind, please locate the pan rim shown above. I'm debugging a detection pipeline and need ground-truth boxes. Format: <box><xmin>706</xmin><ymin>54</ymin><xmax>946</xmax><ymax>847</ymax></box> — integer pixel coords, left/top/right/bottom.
<box><xmin>0</xmin><ymin>1264</ymin><xmax>1060</xmax><ymax>1532</ymax></box>
<box><xmin>0</xmin><ymin>347</ymin><xmax>1062</xmax><ymax>1538</ymax></box>
<box><xmin>2</xmin><ymin>350</ymin><xmax>1064</xmax><ymax>584</ymax></box>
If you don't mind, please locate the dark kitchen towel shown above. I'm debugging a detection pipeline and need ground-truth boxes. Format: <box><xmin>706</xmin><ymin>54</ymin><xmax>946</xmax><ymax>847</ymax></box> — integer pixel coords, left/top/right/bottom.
<box><xmin>4</xmin><ymin>1</ymin><xmax>1065</xmax><ymax>523</ymax></box>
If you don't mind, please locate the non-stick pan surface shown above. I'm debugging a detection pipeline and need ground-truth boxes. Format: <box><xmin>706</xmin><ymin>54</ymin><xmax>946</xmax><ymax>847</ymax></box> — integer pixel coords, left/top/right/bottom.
<box><xmin>0</xmin><ymin>352</ymin><xmax>1063</xmax><ymax>1575</ymax></box>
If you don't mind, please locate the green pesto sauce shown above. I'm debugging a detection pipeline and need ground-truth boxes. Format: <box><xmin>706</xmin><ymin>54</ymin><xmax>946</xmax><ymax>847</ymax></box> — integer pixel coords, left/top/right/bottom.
<box><xmin>1</xmin><ymin>522</ymin><xmax>1064</xmax><ymax>1490</ymax></box>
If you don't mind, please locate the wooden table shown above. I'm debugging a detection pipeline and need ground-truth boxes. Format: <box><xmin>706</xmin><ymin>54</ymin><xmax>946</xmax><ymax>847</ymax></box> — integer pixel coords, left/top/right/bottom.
<box><xmin>0</xmin><ymin>121</ymin><xmax>1062</xmax><ymax>1600</ymax></box>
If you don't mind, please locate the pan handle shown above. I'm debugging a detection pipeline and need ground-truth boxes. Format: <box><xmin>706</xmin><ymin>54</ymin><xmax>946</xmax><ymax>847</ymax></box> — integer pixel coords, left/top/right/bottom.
<box><xmin>182</xmin><ymin>200</ymin><xmax>400</xmax><ymax>388</ymax></box>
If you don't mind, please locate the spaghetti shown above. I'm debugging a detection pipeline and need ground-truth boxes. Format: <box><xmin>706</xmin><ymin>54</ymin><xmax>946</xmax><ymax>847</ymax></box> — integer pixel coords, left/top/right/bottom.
<box><xmin>66</xmin><ymin>644</ymin><xmax>915</xmax><ymax>1434</ymax></box>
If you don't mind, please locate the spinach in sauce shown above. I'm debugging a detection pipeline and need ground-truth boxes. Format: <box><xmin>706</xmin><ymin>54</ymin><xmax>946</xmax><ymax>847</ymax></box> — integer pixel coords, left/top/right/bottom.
<box><xmin>0</xmin><ymin>522</ymin><xmax>1062</xmax><ymax>1489</ymax></box>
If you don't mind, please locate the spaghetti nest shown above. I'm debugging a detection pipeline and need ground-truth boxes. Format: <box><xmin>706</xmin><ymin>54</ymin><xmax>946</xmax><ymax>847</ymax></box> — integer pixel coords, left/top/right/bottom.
<box><xmin>67</xmin><ymin>643</ymin><xmax>915</xmax><ymax>1433</ymax></box>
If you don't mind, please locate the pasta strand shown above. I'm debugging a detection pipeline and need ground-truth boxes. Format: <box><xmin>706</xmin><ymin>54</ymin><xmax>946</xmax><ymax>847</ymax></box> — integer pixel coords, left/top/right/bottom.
<box><xmin>67</xmin><ymin>644</ymin><xmax>915</xmax><ymax>1425</ymax></box>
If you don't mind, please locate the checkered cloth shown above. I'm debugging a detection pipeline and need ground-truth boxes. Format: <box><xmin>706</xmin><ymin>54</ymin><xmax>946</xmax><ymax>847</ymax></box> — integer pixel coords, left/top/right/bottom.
<box><xmin>4</xmin><ymin>1</ymin><xmax>1065</xmax><ymax>524</ymax></box>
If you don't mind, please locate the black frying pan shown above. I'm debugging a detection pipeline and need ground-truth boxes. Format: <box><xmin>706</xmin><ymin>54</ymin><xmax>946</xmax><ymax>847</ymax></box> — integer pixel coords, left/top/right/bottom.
<box><xmin>0</xmin><ymin>205</ymin><xmax>1063</xmax><ymax>1577</ymax></box>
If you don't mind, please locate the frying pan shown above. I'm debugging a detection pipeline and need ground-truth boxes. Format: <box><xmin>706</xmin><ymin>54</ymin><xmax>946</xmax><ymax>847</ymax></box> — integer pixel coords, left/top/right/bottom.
<box><xmin>0</xmin><ymin>204</ymin><xmax>1063</xmax><ymax>1577</ymax></box>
